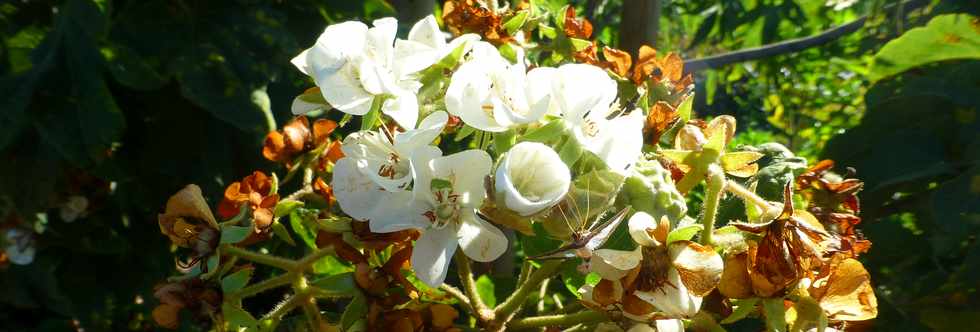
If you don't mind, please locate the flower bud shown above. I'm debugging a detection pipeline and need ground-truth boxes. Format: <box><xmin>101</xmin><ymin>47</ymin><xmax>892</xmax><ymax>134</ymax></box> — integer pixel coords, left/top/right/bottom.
<box><xmin>494</xmin><ymin>142</ymin><xmax>571</xmax><ymax>216</ymax></box>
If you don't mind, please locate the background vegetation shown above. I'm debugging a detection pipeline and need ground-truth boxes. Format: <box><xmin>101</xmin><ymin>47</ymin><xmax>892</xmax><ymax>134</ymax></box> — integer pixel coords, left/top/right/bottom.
<box><xmin>0</xmin><ymin>0</ymin><xmax>977</xmax><ymax>331</ymax></box>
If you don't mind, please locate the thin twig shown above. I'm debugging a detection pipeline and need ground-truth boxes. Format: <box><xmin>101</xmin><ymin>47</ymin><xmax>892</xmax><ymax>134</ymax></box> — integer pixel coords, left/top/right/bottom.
<box><xmin>440</xmin><ymin>284</ymin><xmax>477</xmax><ymax>318</ymax></box>
<box><xmin>455</xmin><ymin>250</ymin><xmax>494</xmax><ymax>322</ymax></box>
<box><xmin>507</xmin><ymin>310</ymin><xmax>607</xmax><ymax>330</ymax></box>
<box><xmin>683</xmin><ymin>0</ymin><xmax>929</xmax><ymax>73</ymax></box>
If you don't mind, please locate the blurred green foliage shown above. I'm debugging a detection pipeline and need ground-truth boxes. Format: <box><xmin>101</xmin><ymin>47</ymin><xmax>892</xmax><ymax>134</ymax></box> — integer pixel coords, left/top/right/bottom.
<box><xmin>0</xmin><ymin>0</ymin><xmax>977</xmax><ymax>331</ymax></box>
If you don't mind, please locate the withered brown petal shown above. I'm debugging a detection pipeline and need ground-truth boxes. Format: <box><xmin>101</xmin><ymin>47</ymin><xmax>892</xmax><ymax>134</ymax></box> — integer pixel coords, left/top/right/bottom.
<box><xmin>718</xmin><ymin>253</ymin><xmax>754</xmax><ymax>299</ymax></box>
<box><xmin>602</xmin><ymin>47</ymin><xmax>633</xmax><ymax>77</ymax></box>
<box><xmin>669</xmin><ymin>241</ymin><xmax>723</xmax><ymax>296</ymax></box>
<box><xmin>814</xmin><ymin>258</ymin><xmax>878</xmax><ymax>321</ymax></box>
<box><xmin>563</xmin><ymin>7</ymin><xmax>593</xmax><ymax>39</ymax></box>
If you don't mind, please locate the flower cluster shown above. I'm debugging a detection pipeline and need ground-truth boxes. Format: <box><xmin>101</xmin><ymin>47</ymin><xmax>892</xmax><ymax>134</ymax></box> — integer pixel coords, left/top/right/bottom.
<box><xmin>149</xmin><ymin>3</ymin><xmax>879</xmax><ymax>331</ymax></box>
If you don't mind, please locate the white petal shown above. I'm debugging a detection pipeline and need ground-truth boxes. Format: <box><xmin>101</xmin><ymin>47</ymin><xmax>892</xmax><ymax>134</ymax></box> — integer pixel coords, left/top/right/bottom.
<box><xmin>495</xmin><ymin>142</ymin><xmax>570</xmax><ymax>216</ymax></box>
<box><xmin>290</xmin><ymin>49</ymin><xmax>311</xmax><ymax>75</ymax></box>
<box><xmin>634</xmin><ymin>268</ymin><xmax>702</xmax><ymax>318</ymax></box>
<box><xmin>445</xmin><ymin>59</ymin><xmax>508</xmax><ymax>132</ymax></box>
<box><xmin>524</xmin><ymin>67</ymin><xmax>557</xmax><ymax>120</ymax></box>
<box><xmin>331</xmin><ymin>157</ymin><xmax>387</xmax><ymax>220</ymax></box>
<box><xmin>395</xmin><ymin>111</ymin><xmax>448</xmax><ymax>153</ymax></box>
<box><xmin>457</xmin><ymin>210</ymin><xmax>508</xmax><ymax>262</ymax></box>
<box><xmin>358</xmin><ymin>59</ymin><xmax>387</xmax><ymax>95</ymax></box>
<box><xmin>410</xmin><ymin>146</ymin><xmax>444</xmax><ymax>205</ymax></box>
<box><xmin>366</xmin><ymin>17</ymin><xmax>398</xmax><ymax>67</ymax></box>
<box><xmin>654</xmin><ymin>319</ymin><xmax>685</xmax><ymax>332</ymax></box>
<box><xmin>628</xmin><ymin>212</ymin><xmax>662</xmax><ymax>247</ymax></box>
<box><xmin>393</xmin><ymin>39</ymin><xmax>440</xmax><ymax>76</ymax></box>
<box><xmin>430</xmin><ymin>150</ymin><xmax>493</xmax><ymax>208</ymax></box>
<box><xmin>587</xmin><ymin>111</ymin><xmax>645</xmax><ymax>174</ymax></box>
<box><xmin>382</xmin><ymin>92</ymin><xmax>419</xmax><ymax>129</ymax></box>
<box><xmin>316</xmin><ymin>64</ymin><xmax>374</xmax><ymax>115</ymax></box>
<box><xmin>290</xmin><ymin>93</ymin><xmax>328</xmax><ymax>115</ymax></box>
<box><xmin>307</xmin><ymin>21</ymin><xmax>368</xmax><ymax>74</ymax></box>
<box><xmin>408</xmin><ymin>15</ymin><xmax>445</xmax><ymax>48</ymax></box>
<box><xmin>626</xmin><ymin>324</ymin><xmax>655</xmax><ymax>332</ymax></box>
<box><xmin>591</xmin><ymin>248</ymin><xmax>642</xmax><ymax>280</ymax></box>
<box><xmin>368</xmin><ymin>193</ymin><xmax>430</xmax><ymax>233</ymax></box>
<box><xmin>412</xmin><ymin>225</ymin><xmax>458</xmax><ymax>287</ymax></box>
<box><xmin>552</xmin><ymin>64</ymin><xmax>616</xmax><ymax>120</ymax></box>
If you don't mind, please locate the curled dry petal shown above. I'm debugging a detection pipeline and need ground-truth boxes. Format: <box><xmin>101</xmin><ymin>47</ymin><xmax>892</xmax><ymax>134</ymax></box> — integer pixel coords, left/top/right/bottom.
<box><xmin>668</xmin><ymin>240</ymin><xmax>723</xmax><ymax>297</ymax></box>
<box><xmin>158</xmin><ymin>184</ymin><xmax>218</xmax><ymax>248</ymax></box>
<box><xmin>809</xmin><ymin>256</ymin><xmax>878</xmax><ymax>321</ymax></box>
<box><xmin>718</xmin><ymin>252</ymin><xmax>754</xmax><ymax>299</ymax></box>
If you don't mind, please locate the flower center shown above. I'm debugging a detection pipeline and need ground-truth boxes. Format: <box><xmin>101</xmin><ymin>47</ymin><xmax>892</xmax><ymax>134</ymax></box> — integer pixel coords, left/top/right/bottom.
<box><xmin>583</xmin><ymin>119</ymin><xmax>600</xmax><ymax>137</ymax></box>
<box><xmin>423</xmin><ymin>178</ymin><xmax>461</xmax><ymax>229</ymax></box>
<box><xmin>634</xmin><ymin>245</ymin><xmax>673</xmax><ymax>293</ymax></box>
<box><xmin>377</xmin><ymin>153</ymin><xmax>401</xmax><ymax>179</ymax></box>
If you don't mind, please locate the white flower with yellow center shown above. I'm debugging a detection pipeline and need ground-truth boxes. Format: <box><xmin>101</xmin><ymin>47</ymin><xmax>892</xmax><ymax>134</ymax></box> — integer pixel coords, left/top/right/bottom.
<box><xmin>369</xmin><ymin>149</ymin><xmax>508</xmax><ymax>287</ymax></box>
<box><xmin>494</xmin><ymin>142</ymin><xmax>570</xmax><ymax>216</ymax></box>
<box><xmin>292</xmin><ymin>16</ymin><xmax>475</xmax><ymax>129</ymax></box>
<box><xmin>580</xmin><ymin>212</ymin><xmax>722</xmax><ymax>321</ymax></box>
<box><xmin>341</xmin><ymin>111</ymin><xmax>448</xmax><ymax>192</ymax></box>
<box><xmin>549</xmin><ymin>64</ymin><xmax>644</xmax><ymax>174</ymax></box>
<box><xmin>445</xmin><ymin>41</ymin><xmax>554</xmax><ymax>132</ymax></box>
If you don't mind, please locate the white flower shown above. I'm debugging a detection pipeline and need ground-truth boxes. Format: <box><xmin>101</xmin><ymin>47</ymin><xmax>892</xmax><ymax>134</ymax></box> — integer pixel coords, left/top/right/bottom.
<box><xmin>393</xmin><ymin>15</ymin><xmax>480</xmax><ymax>77</ymax></box>
<box><xmin>549</xmin><ymin>64</ymin><xmax>644</xmax><ymax>174</ymax></box>
<box><xmin>291</xmin><ymin>18</ymin><xmax>415</xmax><ymax>128</ymax></box>
<box><xmin>626</xmin><ymin>320</ymin><xmax>685</xmax><ymax>332</ymax></box>
<box><xmin>4</xmin><ymin>228</ymin><xmax>35</xmax><ymax>265</ymax></box>
<box><xmin>341</xmin><ymin>111</ymin><xmax>448</xmax><ymax>192</ymax></box>
<box><xmin>445</xmin><ymin>41</ymin><xmax>553</xmax><ymax>132</ymax></box>
<box><xmin>370</xmin><ymin>149</ymin><xmax>508</xmax><ymax>287</ymax></box>
<box><xmin>582</xmin><ymin>212</ymin><xmax>723</xmax><ymax>320</ymax></box>
<box><xmin>494</xmin><ymin>142</ymin><xmax>570</xmax><ymax>216</ymax></box>
<box><xmin>60</xmin><ymin>195</ymin><xmax>89</xmax><ymax>222</ymax></box>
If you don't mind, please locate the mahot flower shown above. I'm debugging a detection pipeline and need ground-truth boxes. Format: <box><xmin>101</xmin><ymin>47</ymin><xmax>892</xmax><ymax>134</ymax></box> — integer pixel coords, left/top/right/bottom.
<box><xmin>370</xmin><ymin>149</ymin><xmax>507</xmax><ymax>287</ymax></box>
<box><xmin>551</xmin><ymin>63</ymin><xmax>645</xmax><ymax>175</ymax></box>
<box><xmin>263</xmin><ymin>115</ymin><xmax>337</xmax><ymax>164</ymax></box>
<box><xmin>581</xmin><ymin>212</ymin><xmax>723</xmax><ymax>322</ymax></box>
<box><xmin>720</xmin><ymin>185</ymin><xmax>833</xmax><ymax>298</ymax></box>
<box><xmin>217</xmin><ymin>171</ymin><xmax>280</xmax><ymax>238</ymax></box>
<box><xmin>445</xmin><ymin>42</ymin><xmax>554</xmax><ymax>132</ymax></box>
<box><xmin>158</xmin><ymin>184</ymin><xmax>219</xmax><ymax>255</ymax></box>
<box><xmin>341</xmin><ymin>111</ymin><xmax>448</xmax><ymax>192</ymax></box>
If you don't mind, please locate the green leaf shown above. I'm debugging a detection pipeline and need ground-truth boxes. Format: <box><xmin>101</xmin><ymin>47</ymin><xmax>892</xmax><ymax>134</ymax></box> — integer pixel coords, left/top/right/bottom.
<box><xmin>454</xmin><ymin>125</ymin><xmax>477</xmax><ymax>142</ymax></box>
<box><xmin>223</xmin><ymin>302</ymin><xmax>259</xmax><ymax>331</ymax></box>
<box><xmin>475</xmin><ymin>275</ymin><xmax>497</xmax><ymax>307</ymax></box>
<box><xmin>313</xmin><ymin>255</ymin><xmax>354</xmax><ymax>275</ymax></box>
<box><xmin>869</xmin><ymin>14</ymin><xmax>980</xmax><ymax>83</ymax></box>
<box><xmin>503</xmin><ymin>11</ymin><xmax>529</xmax><ymax>35</ymax></box>
<box><xmin>221</xmin><ymin>267</ymin><xmax>254</xmax><ymax>293</ymax></box>
<box><xmin>274</xmin><ymin>200</ymin><xmax>304</xmax><ymax>218</ymax></box>
<box><xmin>271</xmin><ymin>220</ymin><xmax>296</xmax><ymax>246</ymax></box>
<box><xmin>667</xmin><ymin>224</ymin><xmax>704</xmax><ymax>244</ymax></box>
<box><xmin>520</xmin><ymin>223</ymin><xmax>564</xmax><ymax>256</ymax></box>
<box><xmin>311</xmin><ymin>272</ymin><xmax>357</xmax><ymax>297</ymax></box>
<box><xmin>289</xmin><ymin>210</ymin><xmax>317</xmax><ymax>249</ymax></box>
<box><xmin>361</xmin><ymin>96</ymin><xmax>384</xmax><ymax>130</ymax></box>
<box><xmin>341</xmin><ymin>293</ymin><xmax>368</xmax><ymax>331</ymax></box>
<box><xmin>677</xmin><ymin>94</ymin><xmax>694</xmax><ymax>122</ymax></box>
<box><xmin>721</xmin><ymin>298</ymin><xmax>759</xmax><ymax>324</ymax></box>
<box><xmin>220</xmin><ymin>226</ymin><xmax>252</xmax><ymax>244</ymax></box>
<box><xmin>762</xmin><ymin>297</ymin><xmax>787</xmax><ymax>332</ymax></box>
<box><xmin>556</xmin><ymin>137</ymin><xmax>584</xmax><ymax>166</ymax></box>
<box><xmin>789</xmin><ymin>296</ymin><xmax>827</xmax><ymax>332</ymax></box>
<box><xmin>520</xmin><ymin>119</ymin><xmax>566</xmax><ymax>143</ymax></box>
<box><xmin>100</xmin><ymin>43</ymin><xmax>167</xmax><ymax>91</ymax></box>
<box><xmin>559</xmin><ymin>258</ymin><xmax>588</xmax><ymax>297</ymax></box>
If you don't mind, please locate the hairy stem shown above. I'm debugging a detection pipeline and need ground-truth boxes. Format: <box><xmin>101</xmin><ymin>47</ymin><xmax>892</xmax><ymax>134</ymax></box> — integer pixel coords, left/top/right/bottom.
<box><xmin>440</xmin><ymin>284</ymin><xmax>477</xmax><ymax>318</ymax></box>
<box><xmin>494</xmin><ymin>260</ymin><xmax>563</xmax><ymax>322</ymax></box>
<box><xmin>221</xmin><ymin>244</ymin><xmax>296</xmax><ymax>271</ymax></box>
<box><xmin>455</xmin><ymin>250</ymin><xmax>493</xmax><ymax>322</ymax></box>
<box><xmin>700</xmin><ymin>165</ymin><xmax>726</xmax><ymax>246</ymax></box>
<box><xmin>233</xmin><ymin>272</ymin><xmax>295</xmax><ymax>299</ymax></box>
<box><xmin>507</xmin><ymin>310</ymin><xmax>607</xmax><ymax>330</ymax></box>
<box><xmin>725</xmin><ymin>181</ymin><xmax>774</xmax><ymax>211</ymax></box>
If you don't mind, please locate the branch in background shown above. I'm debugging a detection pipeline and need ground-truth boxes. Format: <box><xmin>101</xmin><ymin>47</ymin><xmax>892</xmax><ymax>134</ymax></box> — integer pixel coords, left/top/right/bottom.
<box><xmin>683</xmin><ymin>0</ymin><xmax>928</xmax><ymax>74</ymax></box>
<box><xmin>619</xmin><ymin>0</ymin><xmax>661</xmax><ymax>57</ymax></box>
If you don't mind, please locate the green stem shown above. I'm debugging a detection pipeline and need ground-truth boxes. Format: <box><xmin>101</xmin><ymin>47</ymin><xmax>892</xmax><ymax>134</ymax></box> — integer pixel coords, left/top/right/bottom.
<box><xmin>700</xmin><ymin>165</ymin><xmax>726</xmax><ymax>246</ymax></box>
<box><xmin>221</xmin><ymin>245</ymin><xmax>297</xmax><ymax>271</ymax></box>
<box><xmin>726</xmin><ymin>181</ymin><xmax>773</xmax><ymax>211</ymax></box>
<box><xmin>233</xmin><ymin>272</ymin><xmax>294</xmax><ymax>299</ymax></box>
<box><xmin>494</xmin><ymin>260</ymin><xmax>563</xmax><ymax>321</ymax></box>
<box><xmin>439</xmin><ymin>284</ymin><xmax>476</xmax><ymax>318</ymax></box>
<box><xmin>261</xmin><ymin>292</ymin><xmax>304</xmax><ymax>321</ymax></box>
<box><xmin>455</xmin><ymin>250</ymin><xmax>493</xmax><ymax>322</ymax></box>
<box><xmin>675</xmin><ymin>166</ymin><xmax>707</xmax><ymax>194</ymax></box>
<box><xmin>507</xmin><ymin>310</ymin><xmax>607</xmax><ymax>330</ymax></box>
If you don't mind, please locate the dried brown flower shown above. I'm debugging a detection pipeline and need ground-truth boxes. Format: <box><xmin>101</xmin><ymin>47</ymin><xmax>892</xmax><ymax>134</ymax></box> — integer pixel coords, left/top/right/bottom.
<box><xmin>442</xmin><ymin>0</ymin><xmax>512</xmax><ymax>45</ymax></box>
<box><xmin>262</xmin><ymin>116</ymin><xmax>337</xmax><ymax>164</ymax></box>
